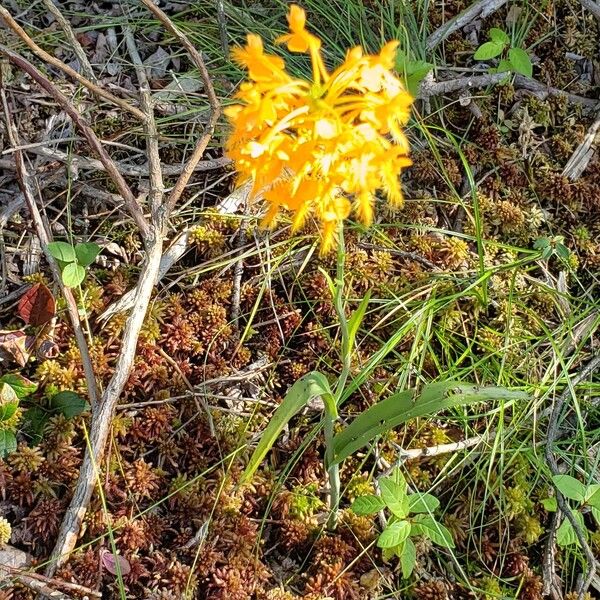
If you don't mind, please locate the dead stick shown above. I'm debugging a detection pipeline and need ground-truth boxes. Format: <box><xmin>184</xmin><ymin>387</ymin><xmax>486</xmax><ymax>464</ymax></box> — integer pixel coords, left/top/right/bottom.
<box><xmin>0</xmin><ymin>5</ymin><xmax>145</xmax><ymax>120</ymax></box>
<box><xmin>579</xmin><ymin>0</ymin><xmax>600</xmax><ymax>20</ymax></box>
<box><xmin>2</xmin><ymin>146</ymin><xmax>232</xmax><ymax>177</ymax></box>
<box><xmin>46</xmin><ymin>24</ymin><xmax>170</xmax><ymax>575</ymax></box>
<box><xmin>1</xmin><ymin>563</ymin><xmax>101</xmax><ymax>598</ymax></box>
<box><xmin>426</xmin><ymin>0</ymin><xmax>509</xmax><ymax>51</ymax></box>
<box><xmin>0</xmin><ymin>83</ymin><xmax>99</xmax><ymax>408</ymax></box>
<box><xmin>139</xmin><ymin>0</ymin><xmax>222</xmax><ymax>211</ymax></box>
<box><xmin>123</xmin><ymin>27</ymin><xmax>165</xmax><ymax>219</ymax></box>
<box><xmin>40</xmin><ymin>0</ymin><xmax>97</xmax><ymax>83</ymax></box>
<box><xmin>0</xmin><ymin>46</ymin><xmax>151</xmax><ymax>242</ymax></box>
<box><xmin>544</xmin><ymin>354</ymin><xmax>600</xmax><ymax>600</ymax></box>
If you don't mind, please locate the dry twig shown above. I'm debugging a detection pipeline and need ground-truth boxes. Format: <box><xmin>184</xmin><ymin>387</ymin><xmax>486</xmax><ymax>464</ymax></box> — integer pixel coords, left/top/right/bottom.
<box><xmin>562</xmin><ymin>109</ymin><xmax>600</xmax><ymax>179</ymax></box>
<box><xmin>544</xmin><ymin>354</ymin><xmax>600</xmax><ymax>600</ymax></box>
<box><xmin>140</xmin><ymin>0</ymin><xmax>222</xmax><ymax>211</ymax></box>
<box><xmin>0</xmin><ymin>81</ymin><xmax>100</xmax><ymax>408</ymax></box>
<box><xmin>0</xmin><ymin>5</ymin><xmax>145</xmax><ymax>120</ymax></box>
<box><xmin>579</xmin><ymin>0</ymin><xmax>600</xmax><ymax>20</ymax></box>
<box><xmin>43</xmin><ymin>8</ymin><xmax>220</xmax><ymax>574</ymax></box>
<box><xmin>419</xmin><ymin>72</ymin><xmax>600</xmax><ymax>113</ymax></box>
<box><xmin>426</xmin><ymin>0</ymin><xmax>509</xmax><ymax>51</ymax></box>
<box><xmin>0</xmin><ymin>46</ymin><xmax>151</xmax><ymax>241</ymax></box>
<box><xmin>41</xmin><ymin>0</ymin><xmax>97</xmax><ymax>83</ymax></box>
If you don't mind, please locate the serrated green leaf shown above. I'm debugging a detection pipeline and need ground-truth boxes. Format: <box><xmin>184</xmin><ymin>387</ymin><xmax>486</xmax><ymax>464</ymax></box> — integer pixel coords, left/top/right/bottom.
<box><xmin>380</xmin><ymin>477</ymin><xmax>409</xmax><ymax>519</ymax></box>
<box><xmin>412</xmin><ymin>515</ymin><xmax>455</xmax><ymax>548</ymax></box>
<box><xmin>552</xmin><ymin>475</ymin><xmax>587</xmax><ymax>503</ymax></box>
<box><xmin>62</xmin><ymin>262</ymin><xmax>86</xmax><ymax>288</ymax></box>
<box><xmin>474</xmin><ymin>41</ymin><xmax>505</xmax><ymax>60</ymax></box>
<box><xmin>408</xmin><ymin>492</ymin><xmax>440</xmax><ymax>514</ymax></box>
<box><xmin>489</xmin><ymin>28</ymin><xmax>510</xmax><ymax>45</ymax></box>
<box><xmin>591</xmin><ymin>507</ymin><xmax>600</xmax><ymax>527</ymax></box>
<box><xmin>47</xmin><ymin>241</ymin><xmax>76</xmax><ymax>263</ymax></box>
<box><xmin>351</xmin><ymin>495</ymin><xmax>385</xmax><ymax>515</ymax></box>
<box><xmin>377</xmin><ymin>520</ymin><xmax>411</xmax><ymax>549</ymax></box>
<box><xmin>0</xmin><ymin>374</ymin><xmax>37</xmax><ymax>399</ymax></box>
<box><xmin>0</xmin><ymin>430</ymin><xmax>17</xmax><ymax>457</ymax></box>
<box><xmin>508</xmin><ymin>47</ymin><xmax>532</xmax><ymax>77</ymax></box>
<box><xmin>50</xmin><ymin>391</ymin><xmax>89</xmax><ymax>418</ymax></box>
<box><xmin>400</xmin><ymin>537</ymin><xmax>417</xmax><ymax>579</ymax></box>
<box><xmin>541</xmin><ymin>497</ymin><xmax>558</xmax><ymax>512</ymax></box>
<box><xmin>75</xmin><ymin>242</ymin><xmax>101</xmax><ymax>267</ymax></box>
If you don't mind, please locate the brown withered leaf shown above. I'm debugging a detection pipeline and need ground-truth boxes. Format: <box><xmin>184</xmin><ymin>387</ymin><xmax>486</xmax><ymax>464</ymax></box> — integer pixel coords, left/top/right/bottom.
<box><xmin>0</xmin><ymin>330</ymin><xmax>33</xmax><ymax>367</ymax></box>
<box><xmin>18</xmin><ymin>283</ymin><xmax>56</xmax><ymax>326</ymax></box>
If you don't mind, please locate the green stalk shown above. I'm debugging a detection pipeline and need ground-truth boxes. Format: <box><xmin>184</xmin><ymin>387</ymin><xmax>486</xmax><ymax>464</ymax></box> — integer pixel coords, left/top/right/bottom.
<box><xmin>324</xmin><ymin>406</ymin><xmax>340</xmax><ymax>529</ymax></box>
<box><xmin>327</xmin><ymin>223</ymin><xmax>348</xmax><ymax>528</ymax></box>
<box><xmin>334</xmin><ymin>224</ymin><xmax>350</xmax><ymax>397</ymax></box>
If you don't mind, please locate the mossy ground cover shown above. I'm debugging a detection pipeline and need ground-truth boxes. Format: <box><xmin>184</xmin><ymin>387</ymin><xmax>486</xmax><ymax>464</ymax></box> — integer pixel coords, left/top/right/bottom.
<box><xmin>0</xmin><ymin>1</ymin><xmax>599</xmax><ymax>598</ymax></box>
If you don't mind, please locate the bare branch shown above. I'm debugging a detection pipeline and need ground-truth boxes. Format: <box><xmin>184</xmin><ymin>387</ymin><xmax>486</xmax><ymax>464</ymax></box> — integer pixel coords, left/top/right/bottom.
<box><xmin>140</xmin><ymin>0</ymin><xmax>222</xmax><ymax>211</ymax></box>
<box><xmin>545</xmin><ymin>354</ymin><xmax>600</xmax><ymax>600</ymax></box>
<box><xmin>46</xmin><ymin>22</ymin><xmax>171</xmax><ymax>575</ymax></box>
<box><xmin>426</xmin><ymin>0</ymin><xmax>509</xmax><ymax>51</ymax></box>
<box><xmin>419</xmin><ymin>72</ymin><xmax>600</xmax><ymax>113</ymax></box>
<box><xmin>1</xmin><ymin>146</ymin><xmax>232</xmax><ymax>177</ymax></box>
<box><xmin>0</xmin><ymin>45</ymin><xmax>152</xmax><ymax>241</ymax></box>
<box><xmin>0</xmin><ymin>83</ymin><xmax>99</xmax><ymax>407</ymax></box>
<box><xmin>41</xmin><ymin>0</ymin><xmax>97</xmax><ymax>83</ymax></box>
<box><xmin>562</xmin><ymin>109</ymin><xmax>600</xmax><ymax>180</ymax></box>
<box><xmin>45</xmin><ymin>241</ymin><xmax>164</xmax><ymax>574</ymax></box>
<box><xmin>123</xmin><ymin>27</ymin><xmax>165</xmax><ymax>219</ymax></box>
<box><xmin>0</xmin><ymin>5</ymin><xmax>145</xmax><ymax>120</ymax></box>
<box><xmin>579</xmin><ymin>0</ymin><xmax>600</xmax><ymax>20</ymax></box>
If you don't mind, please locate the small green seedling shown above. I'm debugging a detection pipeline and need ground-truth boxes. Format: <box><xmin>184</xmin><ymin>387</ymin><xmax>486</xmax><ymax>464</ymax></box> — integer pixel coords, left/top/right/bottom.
<box><xmin>543</xmin><ymin>475</ymin><xmax>600</xmax><ymax>547</ymax></box>
<box><xmin>0</xmin><ymin>374</ymin><xmax>37</xmax><ymax>457</ymax></box>
<box><xmin>47</xmin><ymin>241</ymin><xmax>101</xmax><ymax>288</ymax></box>
<box><xmin>351</xmin><ymin>470</ymin><xmax>454</xmax><ymax>577</ymax></box>
<box><xmin>474</xmin><ymin>28</ymin><xmax>533</xmax><ymax>78</ymax></box>
<box><xmin>534</xmin><ymin>236</ymin><xmax>570</xmax><ymax>261</ymax></box>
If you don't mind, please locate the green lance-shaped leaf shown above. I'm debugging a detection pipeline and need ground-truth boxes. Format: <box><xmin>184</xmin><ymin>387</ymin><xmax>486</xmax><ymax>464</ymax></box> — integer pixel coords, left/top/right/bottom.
<box><xmin>400</xmin><ymin>537</ymin><xmax>417</xmax><ymax>578</ymax></box>
<box><xmin>552</xmin><ymin>474</ymin><xmax>587</xmax><ymax>503</ymax></box>
<box><xmin>351</xmin><ymin>495</ymin><xmax>385</xmax><ymax>515</ymax></box>
<box><xmin>241</xmin><ymin>371</ymin><xmax>335</xmax><ymax>485</ymax></box>
<box><xmin>411</xmin><ymin>514</ymin><xmax>455</xmax><ymax>548</ymax></box>
<box><xmin>332</xmin><ymin>382</ymin><xmax>527</xmax><ymax>465</ymax></box>
<box><xmin>377</xmin><ymin>520</ymin><xmax>411</xmax><ymax>549</ymax></box>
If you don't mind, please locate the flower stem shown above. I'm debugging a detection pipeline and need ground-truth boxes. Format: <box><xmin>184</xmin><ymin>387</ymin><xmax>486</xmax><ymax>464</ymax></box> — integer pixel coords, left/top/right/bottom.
<box><xmin>327</xmin><ymin>222</ymin><xmax>348</xmax><ymax>529</ymax></box>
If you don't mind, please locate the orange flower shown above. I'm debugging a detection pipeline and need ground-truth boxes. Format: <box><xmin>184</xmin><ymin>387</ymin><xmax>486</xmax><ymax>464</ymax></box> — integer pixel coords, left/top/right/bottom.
<box><xmin>226</xmin><ymin>4</ymin><xmax>413</xmax><ymax>253</ymax></box>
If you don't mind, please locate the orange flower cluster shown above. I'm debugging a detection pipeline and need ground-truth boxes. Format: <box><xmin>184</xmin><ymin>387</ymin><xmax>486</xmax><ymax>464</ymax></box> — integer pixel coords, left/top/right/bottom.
<box><xmin>225</xmin><ymin>5</ymin><xmax>413</xmax><ymax>253</ymax></box>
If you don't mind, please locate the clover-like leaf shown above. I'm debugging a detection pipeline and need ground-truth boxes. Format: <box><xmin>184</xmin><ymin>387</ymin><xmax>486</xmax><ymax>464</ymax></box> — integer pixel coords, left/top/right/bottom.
<box><xmin>75</xmin><ymin>242</ymin><xmax>101</xmax><ymax>267</ymax></box>
<box><xmin>62</xmin><ymin>263</ymin><xmax>86</xmax><ymax>288</ymax></box>
<box><xmin>47</xmin><ymin>241</ymin><xmax>76</xmax><ymax>263</ymax></box>
<box><xmin>474</xmin><ymin>41</ymin><xmax>505</xmax><ymax>60</ymax></box>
